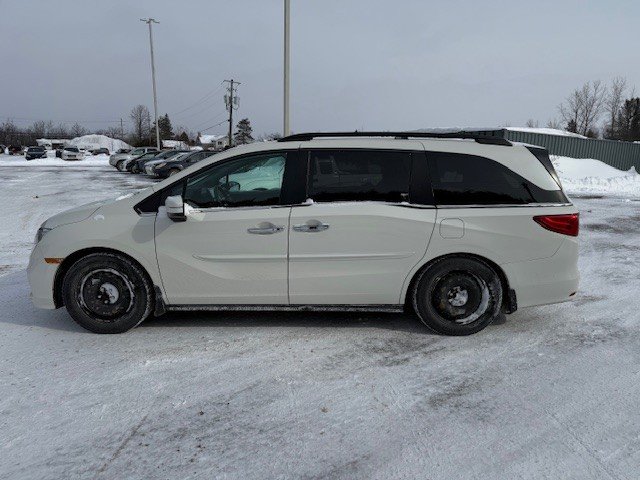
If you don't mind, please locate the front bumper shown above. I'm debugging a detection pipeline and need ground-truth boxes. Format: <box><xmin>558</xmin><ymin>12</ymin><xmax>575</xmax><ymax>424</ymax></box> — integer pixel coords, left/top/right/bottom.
<box><xmin>27</xmin><ymin>243</ymin><xmax>59</xmax><ymax>309</ymax></box>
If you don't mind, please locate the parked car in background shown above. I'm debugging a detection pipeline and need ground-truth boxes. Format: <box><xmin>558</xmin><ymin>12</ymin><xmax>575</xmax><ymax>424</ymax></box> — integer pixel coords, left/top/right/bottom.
<box><xmin>148</xmin><ymin>150</ymin><xmax>215</xmax><ymax>177</ymax></box>
<box><xmin>90</xmin><ymin>148</ymin><xmax>110</xmax><ymax>155</ymax></box>
<box><xmin>109</xmin><ymin>146</ymin><xmax>157</xmax><ymax>168</ymax></box>
<box><xmin>131</xmin><ymin>149</ymin><xmax>189</xmax><ymax>174</ymax></box>
<box><xmin>25</xmin><ymin>146</ymin><xmax>47</xmax><ymax>160</ymax></box>
<box><xmin>118</xmin><ymin>151</ymin><xmax>159</xmax><ymax>172</ymax></box>
<box><xmin>143</xmin><ymin>152</ymin><xmax>190</xmax><ymax>176</ymax></box>
<box><xmin>61</xmin><ymin>147</ymin><xmax>83</xmax><ymax>161</ymax></box>
<box><xmin>0</xmin><ymin>144</ymin><xmax>7</xmax><ymax>154</ymax></box>
<box><xmin>8</xmin><ymin>145</ymin><xmax>23</xmax><ymax>155</ymax></box>
<box><xmin>27</xmin><ymin>131</ymin><xmax>579</xmax><ymax>335</ymax></box>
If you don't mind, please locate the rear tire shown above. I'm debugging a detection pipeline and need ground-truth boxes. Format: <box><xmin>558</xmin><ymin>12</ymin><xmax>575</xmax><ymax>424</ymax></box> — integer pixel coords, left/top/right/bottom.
<box><xmin>411</xmin><ymin>257</ymin><xmax>502</xmax><ymax>336</ymax></box>
<box><xmin>62</xmin><ymin>252</ymin><xmax>153</xmax><ymax>334</ymax></box>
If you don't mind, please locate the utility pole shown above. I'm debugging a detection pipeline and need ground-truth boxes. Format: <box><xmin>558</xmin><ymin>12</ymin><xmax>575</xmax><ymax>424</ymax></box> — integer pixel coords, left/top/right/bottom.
<box><xmin>140</xmin><ymin>18</ymin><xmax>161</xmax><ymax>150</ymax></box>
<box><xmin>283</xmin><ymin>0</ymin><xmax>291</xmax><ymax>136</ymax></box>
<box><xmin>224</xmin><ymin>79</ymin><xmax>240</xmax><ymax>147</ymax></box>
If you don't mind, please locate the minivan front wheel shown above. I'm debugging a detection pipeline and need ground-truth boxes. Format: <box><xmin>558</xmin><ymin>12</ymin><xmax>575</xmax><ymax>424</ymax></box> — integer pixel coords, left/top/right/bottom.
<box><xmin>412</xmin><ymin>257</ymin><xmax>502</xmax><ymax>335</ymax></box>
<box><xmin>62</xmin><ymin>252</ymin><xmax>153</xmax><ymax>333</ymax></box>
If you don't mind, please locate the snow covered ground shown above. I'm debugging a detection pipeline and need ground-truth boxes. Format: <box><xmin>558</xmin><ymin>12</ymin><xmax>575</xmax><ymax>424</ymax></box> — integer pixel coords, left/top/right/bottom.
<box><xmin>1</xmin><ymin>156</ymin><xmax>640</xmax><ymax>479</ymax></box>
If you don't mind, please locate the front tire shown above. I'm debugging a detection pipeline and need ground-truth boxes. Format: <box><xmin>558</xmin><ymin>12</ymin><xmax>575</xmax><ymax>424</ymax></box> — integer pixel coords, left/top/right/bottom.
<box><xmin>411</xmin><ymin>257</ymin><xmax>502</xmax><ymax>336</ymax></box>
<box><xmin>62</xmin><ymin>252</ymin><xmax>153</xmax><ymax>333</ymax></box>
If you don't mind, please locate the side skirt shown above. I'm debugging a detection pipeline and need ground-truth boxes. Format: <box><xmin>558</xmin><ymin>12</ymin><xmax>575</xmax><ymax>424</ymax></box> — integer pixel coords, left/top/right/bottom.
<box><xmin>165</xmin><ymin>304</ymin><xmax>405</xmax><ymax>313</ymax></box>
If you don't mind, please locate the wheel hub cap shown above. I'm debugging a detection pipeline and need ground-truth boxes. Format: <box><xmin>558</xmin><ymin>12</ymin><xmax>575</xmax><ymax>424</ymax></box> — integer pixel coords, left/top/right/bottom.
<box><xmin>79</xmin><ymin>269</ymin><xmax>134</xmax><ymax>320</ymax></box>
<box><xmin>447</xmin><ymin>286</ymin><xmax>469</xmax><ymax>307</ymax></box>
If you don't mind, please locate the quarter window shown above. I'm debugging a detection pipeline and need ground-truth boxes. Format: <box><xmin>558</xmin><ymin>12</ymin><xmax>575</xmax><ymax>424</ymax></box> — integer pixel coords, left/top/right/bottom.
<box><xmin>184</xmin><ymin>153</ymin><xmax>286</xmax><ymax>208</ymax></box>
<box><xmin>307</xmin><ymin>150</ymin><xmax>412</xmax><ymax>203</ymax></box>
<box><xmin>429</xmin><ymin>152</ymin><xmax>568</xmax><ymax>205</ymax></box>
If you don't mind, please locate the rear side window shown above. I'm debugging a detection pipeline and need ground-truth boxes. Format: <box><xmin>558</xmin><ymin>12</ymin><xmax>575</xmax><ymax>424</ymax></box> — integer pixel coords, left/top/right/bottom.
<box><xmin>428</xmin><ymin>152</ymin><xmax>568</xmax><ymax>205</ymax></box>
<box><xmin>307</xmin><ymin>150</ymin><xmax>412</xmax><ymax>203</ymax></box>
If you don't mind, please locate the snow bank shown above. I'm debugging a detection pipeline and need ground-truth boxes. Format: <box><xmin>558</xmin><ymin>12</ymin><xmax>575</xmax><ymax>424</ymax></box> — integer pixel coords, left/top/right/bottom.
<box><xmin>553</xmin><ymin>155</ymin><xmax>640</xmax><ymax>197</ymax></box>
<box><xmin>68</xmin><ymin>134</ymin><xmax>131</xmax><ymax>152</ymax></box>
<box><xmin>162</xmin><ymin>139</ymin><xmax>189</xmax><ymax>150</ymax></box>
<box><xmin>507</xmin><ymin>127</ymin><xmax>586</xmax><ymax>138</ymax></box>
<box><xmin>0</xmin><ymin>153</ymin><xmax>110</xmax><ymax>167</ymax></box>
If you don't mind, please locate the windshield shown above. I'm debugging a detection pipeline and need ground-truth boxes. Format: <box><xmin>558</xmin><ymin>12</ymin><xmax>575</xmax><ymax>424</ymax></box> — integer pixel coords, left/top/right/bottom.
<box><xmin>65</xmin><ymin>147</ymin><xmax>79</xmax><ymax>152</ymax></box>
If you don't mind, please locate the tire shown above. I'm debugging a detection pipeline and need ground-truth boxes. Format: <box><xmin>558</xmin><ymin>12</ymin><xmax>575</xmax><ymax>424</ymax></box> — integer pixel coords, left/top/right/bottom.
<box><xmin>168</xmin><ymin>168</ymin><xmax>180</xmax><ymax>176</ymax></box>
<box><xmin>116</xmin><ymin>160</ymin><xmax>125</xmax><ymax>171</ymax></box>
<box><xmin>62</xmin><ymin>252</ymin><xmax>154</xmax><ymax>334</ymax></box>
<box><xmin>411</xmin><ymin>257</ymin><xmax>502</xmax><ymax>336</ymax></box>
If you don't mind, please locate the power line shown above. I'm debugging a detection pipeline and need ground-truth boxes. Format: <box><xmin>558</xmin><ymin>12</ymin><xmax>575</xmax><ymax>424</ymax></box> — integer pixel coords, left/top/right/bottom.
<box><xmin>171</xmin><ymin>84</ymin><xmax>225</xmax><ymax>117</ymax></box>
<box><xmin>191</xmin><ymin>111</ymin><xmax>228</xmax><ymax>131</ymax></box>
<box><xmin>200</xmin><ymin>119</ymin><xmax>228</xmax><ymax>132</ymax></box>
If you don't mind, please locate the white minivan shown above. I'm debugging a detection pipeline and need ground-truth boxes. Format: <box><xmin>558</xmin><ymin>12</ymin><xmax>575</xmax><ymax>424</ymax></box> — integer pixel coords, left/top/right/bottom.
<box><xmin>28</xmin><ymin>132</ymin><xmax>579</xmax><ymax>335</ymax></box>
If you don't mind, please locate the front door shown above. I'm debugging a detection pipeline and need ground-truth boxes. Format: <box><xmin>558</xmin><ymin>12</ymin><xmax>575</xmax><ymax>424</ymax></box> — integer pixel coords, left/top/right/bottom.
<box><xmin>155</xmin><ymin>152</ymin><xmax>290</xmax><ymax>305</ymax></box>
<box><xmin>288</xmin><ymin>148</ymin><xmax>437</xmax><ymax>305</ymax></box>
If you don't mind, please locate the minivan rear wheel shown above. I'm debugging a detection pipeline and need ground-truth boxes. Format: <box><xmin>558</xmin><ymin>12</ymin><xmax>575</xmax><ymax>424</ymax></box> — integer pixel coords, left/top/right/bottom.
<box><xmin>411</xmin><ymin>257</ymin><xmax>502</xmax><ymax>335</ymax></box>
<box><xmin>62</xmin><ymin>252</ymin><xmax>153</xmax><ymax>333</ymax></box>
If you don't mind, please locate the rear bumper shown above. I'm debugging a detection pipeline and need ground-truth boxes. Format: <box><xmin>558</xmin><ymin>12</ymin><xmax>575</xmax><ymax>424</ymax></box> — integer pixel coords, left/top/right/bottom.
<box><xmin>502</xmin><ymin>237</ymin><xmax>579</xmax><ymax>308</ymax></box>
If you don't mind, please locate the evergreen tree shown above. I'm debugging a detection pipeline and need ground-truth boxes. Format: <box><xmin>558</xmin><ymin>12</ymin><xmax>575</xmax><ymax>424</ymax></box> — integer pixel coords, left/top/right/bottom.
<box><xmin>566</xmin><ymin>119</ymin><xmax>578</xmax><ymax>133</ymax></box>
<box><xmin>234</xmin><ymin>118</ymin><xmax>254</xmax><ymax>145</ymax></box>
<box><xmin>153</xmin><ymin>114</ymin><xmax>174</xmax><ymax>140</ymax></box>
<box><xmin>178</xmin><ymin>131</ymin><xmax>190</xmax><ymax>144</ymax></box>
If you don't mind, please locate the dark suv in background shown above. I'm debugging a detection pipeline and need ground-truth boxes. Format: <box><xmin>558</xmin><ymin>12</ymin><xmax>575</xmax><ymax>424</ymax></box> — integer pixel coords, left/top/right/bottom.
<box><xmin>150</xmin><ymin>150</ymin><xmax>215</xmax><ymax>177</ymax></box>
<box><xmin>131</xmin><ymin>149</ymin><xmax>189</xmax><ymax>173</ymax></box>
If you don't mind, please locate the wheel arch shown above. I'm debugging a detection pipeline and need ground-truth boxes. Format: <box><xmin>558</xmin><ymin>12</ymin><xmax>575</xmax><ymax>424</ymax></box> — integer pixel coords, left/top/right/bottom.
<box><xmin>53</xmin><ymin>247</ymin><xmax>156</xmax><ymax>308</ymax></box>
<box><xmin>403</xmin><ymin>253</ymin><xmax>517</xmax><ymax>314</ymax></box>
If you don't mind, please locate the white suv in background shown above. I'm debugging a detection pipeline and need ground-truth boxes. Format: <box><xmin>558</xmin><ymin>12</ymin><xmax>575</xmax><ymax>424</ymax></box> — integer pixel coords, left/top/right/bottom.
<box><xmin>28</xmin><ymin>132</ymin><xmax>579</xmax><ymax>335</ymax></box>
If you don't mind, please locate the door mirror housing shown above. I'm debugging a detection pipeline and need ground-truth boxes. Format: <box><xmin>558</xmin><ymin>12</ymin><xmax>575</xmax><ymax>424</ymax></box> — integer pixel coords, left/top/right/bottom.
<box><xmin>165</xmin><ymin>195</ymin><xmax>187</xmax><ymax>222</ymax></box>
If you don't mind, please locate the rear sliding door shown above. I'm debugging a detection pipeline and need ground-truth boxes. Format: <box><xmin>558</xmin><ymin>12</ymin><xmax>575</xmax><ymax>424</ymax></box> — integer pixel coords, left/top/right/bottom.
<box><xmin>288</xmin><ymin>148</ymin><xmax>436</xmax><ymax>305</ymax></box>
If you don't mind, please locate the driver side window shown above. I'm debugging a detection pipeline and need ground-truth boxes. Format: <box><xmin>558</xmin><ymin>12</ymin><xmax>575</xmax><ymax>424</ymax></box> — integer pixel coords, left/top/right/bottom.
<box><xmin>184</xmin><ymin>153</ymin><xmax>286</xmax><ymax>208</ymax></box>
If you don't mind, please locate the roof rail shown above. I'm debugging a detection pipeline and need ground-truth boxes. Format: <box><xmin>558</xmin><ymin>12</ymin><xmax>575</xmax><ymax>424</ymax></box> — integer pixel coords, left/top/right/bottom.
<box><xmin>277</xmin><ymin>131</ymin><xmax>512</xmax><ymax>146</ymax></box>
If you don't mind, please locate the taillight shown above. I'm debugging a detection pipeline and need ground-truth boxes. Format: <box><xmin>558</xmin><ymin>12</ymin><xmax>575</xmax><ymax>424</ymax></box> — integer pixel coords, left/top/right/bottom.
<box><xmin>533</xmin><ymin>213</ymin><xmax>579</xmax><ymax>237</ymax></box>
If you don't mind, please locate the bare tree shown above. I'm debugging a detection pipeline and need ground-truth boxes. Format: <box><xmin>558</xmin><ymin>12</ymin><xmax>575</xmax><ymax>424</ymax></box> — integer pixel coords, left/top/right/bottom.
<box><xmin>48</xmin><ymin>123</ymin><xmax>69</xmax><ymax>138</ymax></box>
<box><xmin>559</xmin><ymin>81</ymin><xmax>607</xmax><ymax>136</ymax></box>
<box><xmin>30</xmin><ymin>121</ymin><xmax>47</xmax><ymax>139</ymax></box>
<box><xmin>70</xmin><ymin>122</ymin><xmax>87</xmax><ymax>138</ymax></box>
<box><xmin>129</xmin><ymin>105</ymin><xmax>151</xmax><ymax>145</ymax></box>
<box><xmin>546</xmin><ymin>118</ymin><xmax>562</xmax><ymax>130</ymax></box>
<box><xmin>603</xmin><ymin>76</ymin><xmax>627</xmax><ymax>138</ymax></box>
<box><xmin>525</xmin><ymin>119</ymin><xmax>539</xmax><ymax>128</ymax></box>
<box><xmin>104</xmin><ymin>125</ymin><xmax>123</xmax><ymax>139</ymax></box>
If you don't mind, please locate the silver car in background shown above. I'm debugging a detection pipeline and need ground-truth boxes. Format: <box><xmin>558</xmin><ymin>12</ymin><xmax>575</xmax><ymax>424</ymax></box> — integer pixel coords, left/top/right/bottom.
<box><xmin>109</xmin><ymin>147</ymin><xmax>157</xmax><ymax>167</ymax></box>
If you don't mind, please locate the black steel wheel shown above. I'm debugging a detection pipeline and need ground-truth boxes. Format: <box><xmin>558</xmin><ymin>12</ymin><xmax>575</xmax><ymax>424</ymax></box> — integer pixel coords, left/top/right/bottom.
<box><xmin>411</xmin><ymin>257</ymin><xmax>503</xmax><ymax>335</ymax></box>
<box><xmin>62</xmin><ymin>252</ymin><xmax>154</xmax><ymax>333</ymax></box>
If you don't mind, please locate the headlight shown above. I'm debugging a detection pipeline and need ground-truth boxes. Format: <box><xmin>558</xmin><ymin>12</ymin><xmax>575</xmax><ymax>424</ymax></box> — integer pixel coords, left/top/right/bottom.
<box><xmin>155</xmin><ymin>162</ymin><xmax>166</xmax><ymax>169</ymax></box>
<box><xmin>35</xmin><ymin>225</ymin><xmax>52</xmax><ymax>244</ymax></box>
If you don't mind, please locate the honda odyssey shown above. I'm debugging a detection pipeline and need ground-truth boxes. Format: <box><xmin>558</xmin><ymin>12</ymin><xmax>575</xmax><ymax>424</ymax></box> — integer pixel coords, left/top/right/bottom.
<box><xmin>28</xmin><ymin>132</ymin><xmax>579</xmax><ymax>335</ymax></box>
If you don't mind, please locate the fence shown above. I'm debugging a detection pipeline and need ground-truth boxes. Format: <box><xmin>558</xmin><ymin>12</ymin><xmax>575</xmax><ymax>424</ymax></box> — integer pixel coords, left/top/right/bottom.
<box><xmin>476</xmin><ymin>129</ymin><xmax>640</xmax><ymax>172</ymax></box>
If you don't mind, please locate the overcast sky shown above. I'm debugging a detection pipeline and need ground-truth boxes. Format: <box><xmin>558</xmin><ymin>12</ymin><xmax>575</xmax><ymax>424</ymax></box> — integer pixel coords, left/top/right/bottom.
<box><xmin>2</xmin><ymin>0</ymin><xmax>639</xmax><ymax>137</ymax></box>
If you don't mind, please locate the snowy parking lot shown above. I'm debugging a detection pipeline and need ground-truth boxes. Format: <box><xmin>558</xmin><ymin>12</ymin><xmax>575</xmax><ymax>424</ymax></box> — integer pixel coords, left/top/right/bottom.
<box><xmin>1</xmin><ymin>155</ymin><xmax>640</xmax><ymax>479</ymax></box>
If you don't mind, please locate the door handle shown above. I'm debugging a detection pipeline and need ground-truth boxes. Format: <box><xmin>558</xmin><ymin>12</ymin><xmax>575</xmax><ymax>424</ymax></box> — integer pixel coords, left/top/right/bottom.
<box><xmin>293</xmin><ymin>220</ymin><xmax>330</xmax><ymax>233</ymax></box>
<box><xmin>247</xmin><ymin>223</ymin><xmax>285</xmax><ymax>235</ymax></box>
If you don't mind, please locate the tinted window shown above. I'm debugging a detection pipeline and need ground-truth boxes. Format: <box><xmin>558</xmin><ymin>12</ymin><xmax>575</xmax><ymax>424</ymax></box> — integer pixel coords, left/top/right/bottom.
<box><xmin>184</xmin><ymin>153</ymin><xmax>286</xmax><ymax>208</ymax></box>
<box><xmin>308</xmin><ymin>150</ymin><xmax>412</xmax><ymax>203</ymax></box>
<box><xmin>65</xmin><ymin>147</ymin><xmax>79</xmax><ymax>152</ymax></box>
<box><xmin>429</xmin><ymin>152</ymin><xmax>568</xmax><ymax>205</ymax></box>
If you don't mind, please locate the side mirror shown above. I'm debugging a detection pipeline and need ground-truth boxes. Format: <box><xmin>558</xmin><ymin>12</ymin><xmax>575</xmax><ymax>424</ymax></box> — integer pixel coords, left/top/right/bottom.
<box><xmin>165</xmin><ymin>195</ymin><xmax>187</xmax><ymax>222</ymax></box>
